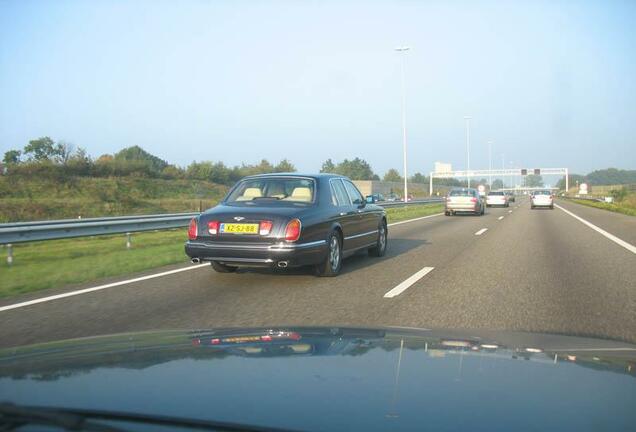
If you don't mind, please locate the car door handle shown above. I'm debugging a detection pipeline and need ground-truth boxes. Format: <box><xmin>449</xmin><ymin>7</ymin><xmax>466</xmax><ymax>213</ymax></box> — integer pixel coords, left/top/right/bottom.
<box><xmin>339</xmin><ymin>212</ymin><xmax>347</xmax><ymax>216</ymax></box>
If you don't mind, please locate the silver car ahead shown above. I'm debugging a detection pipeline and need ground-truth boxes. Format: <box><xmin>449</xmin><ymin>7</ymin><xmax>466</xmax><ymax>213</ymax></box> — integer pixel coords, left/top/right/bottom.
<box><xmin>531</xmin><ymin>190</ymin><xmax>554</xmax><ymax>209</ymax></box>
<box><xmin>445</xmin><ymin>188</ymin><xmax>485</xmax><ymax>216</ymax></box>
<box><xmin>486</xmin><ymin>191</ymin><xmax>509</xmax><ymax>207</ymax></box>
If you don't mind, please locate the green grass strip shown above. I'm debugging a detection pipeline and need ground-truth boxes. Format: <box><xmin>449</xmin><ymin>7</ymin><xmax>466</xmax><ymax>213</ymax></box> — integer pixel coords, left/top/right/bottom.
<box><xmin>0</xmin><ymin>204</ymin><xmax>443</xmax><ymax>299</ymax></box>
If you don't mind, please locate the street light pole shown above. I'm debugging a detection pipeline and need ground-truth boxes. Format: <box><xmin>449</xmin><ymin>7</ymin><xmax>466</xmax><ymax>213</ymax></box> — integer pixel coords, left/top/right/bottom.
<box><xmin>488</xmin><ymin>140</ymin><xmax>493</xmax><ymax>189</ymax></box>
<box><xmin>395</xmin><ymin>46</ymin><xmax>410</xmax><ymax>203</ymax></box>
<box><xmin>464</xmin><ymin>116</ymin><xmax>471</xmax><ymax>188</ymax></box>
<box><xmin>501</xmin><ymin>154</ymin><xmax>505</xmax><ymax>188</ymax></box>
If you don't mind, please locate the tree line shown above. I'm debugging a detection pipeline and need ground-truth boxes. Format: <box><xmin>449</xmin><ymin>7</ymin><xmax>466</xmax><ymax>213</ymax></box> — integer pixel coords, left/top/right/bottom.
<box><xmin>2</xmin><ymin>137</ymin><xmax>297</xmax><ymax>185</ymax></box>
<box><xmin>2</xmin><ymin>136</ymin><xmax>443</xmax><ymax>185</ymax></box>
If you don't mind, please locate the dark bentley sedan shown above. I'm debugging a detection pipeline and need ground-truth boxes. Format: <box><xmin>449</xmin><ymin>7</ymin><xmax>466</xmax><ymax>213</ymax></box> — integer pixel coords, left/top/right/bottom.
<box><xmin>185</xmin><ymin>173</ymin><xmax>387</xmax><ymax>276</ymax></box>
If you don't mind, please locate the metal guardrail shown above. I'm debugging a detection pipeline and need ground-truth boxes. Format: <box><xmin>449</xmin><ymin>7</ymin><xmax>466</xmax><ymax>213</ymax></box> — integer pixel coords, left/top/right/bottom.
<box><xmin>0</xmin><ymin>199</ymin><xmax>443</xmax><ymax>246</ymax></box>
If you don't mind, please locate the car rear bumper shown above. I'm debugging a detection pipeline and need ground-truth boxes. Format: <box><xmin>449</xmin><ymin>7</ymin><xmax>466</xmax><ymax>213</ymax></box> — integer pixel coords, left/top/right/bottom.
<box><xmin>532</xmin><ymin>202</ymin><xmax>553</xmax><ymax>207</ymax></box>
<box><xmin>486</xmin><ymin>200</ymin><xmax>507</xmax><ymax>206</ymax></box>
<box><xmin>446</xmin><ymin>204</ymin><xmax>479</xmax><ymax>212</ymax></box>
<box><xmin>185</xmin><ymin>240</ymin><xmax>328</xmax><ymax>268</ymax></box>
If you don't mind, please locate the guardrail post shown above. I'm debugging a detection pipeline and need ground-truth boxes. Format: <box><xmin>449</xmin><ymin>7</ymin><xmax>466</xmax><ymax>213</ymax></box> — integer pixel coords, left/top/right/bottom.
<box><xmin>126</xmin><ymin>233</ymin><xmax>132</xmax><ymax>249</ymax></box>
<box><xmin>7</xmin><ymin>243</ymin><xmax>13</xmax><ymax>265</ymax></box>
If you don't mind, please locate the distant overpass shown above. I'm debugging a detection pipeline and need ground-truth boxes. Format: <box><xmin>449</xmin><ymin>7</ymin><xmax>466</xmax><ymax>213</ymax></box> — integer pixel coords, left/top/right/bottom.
<box><xmin>429</xmin><ymin>168</ymin><xmax>569</xmax><ymax>195</ymax></box>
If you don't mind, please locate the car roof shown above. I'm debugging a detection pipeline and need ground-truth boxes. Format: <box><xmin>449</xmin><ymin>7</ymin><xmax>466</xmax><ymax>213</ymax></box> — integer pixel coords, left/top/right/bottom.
<box><xmin>243</xmin><ymin>172</ymin><xmax>349</xmax><ymax>180</ymax></box>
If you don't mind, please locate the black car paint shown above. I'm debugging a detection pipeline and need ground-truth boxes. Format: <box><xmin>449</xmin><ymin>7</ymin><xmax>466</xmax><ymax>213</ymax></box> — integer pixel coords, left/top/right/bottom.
<box><xmin>185</xmin><ymin>174</ymin><xmax>386</xmax><ymax>269</ymax></box>
<box><xmin>1</xmin><ymin>327</ymin><xmax>635</xmax><ymax>431</ymax></box>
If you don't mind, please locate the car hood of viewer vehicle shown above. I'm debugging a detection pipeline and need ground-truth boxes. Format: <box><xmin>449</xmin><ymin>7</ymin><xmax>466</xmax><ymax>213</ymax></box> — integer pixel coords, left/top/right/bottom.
<box><xmin>1</xmin><ymin>327</ymin><xmax>635</xmax><ymax>431</ymax></box>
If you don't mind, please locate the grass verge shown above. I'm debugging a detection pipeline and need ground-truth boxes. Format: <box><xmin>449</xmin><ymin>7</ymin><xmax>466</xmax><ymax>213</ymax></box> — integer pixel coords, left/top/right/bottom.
<box><xmin>0</xmin><ymin>203</ymin><xmax>444</xmax><ymax>299</ymax></box>
<box><xmin>569</xmin><ymin>198</ymin><xmax>636</xmax><ymax>217</ymax></box>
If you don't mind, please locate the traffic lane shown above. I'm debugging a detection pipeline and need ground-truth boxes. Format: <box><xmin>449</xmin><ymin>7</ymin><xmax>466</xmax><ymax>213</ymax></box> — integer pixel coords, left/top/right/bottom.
<box><xmin>0</xmin><ymin>206</ymin><xmax>506</xmax><ymax>348</ymax></box>
<box><xmin>555</xmin><ymin>198</ymin><xmax>636</xmax><ymax>245</ymax></box>
<box><xmin>381</xmin><ymin>198</ymin><xmax>636</xmax><ymax>343</ymax></box>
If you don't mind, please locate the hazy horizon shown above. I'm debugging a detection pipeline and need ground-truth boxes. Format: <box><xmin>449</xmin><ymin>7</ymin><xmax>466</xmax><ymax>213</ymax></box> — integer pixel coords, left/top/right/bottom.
<box><xmin>2</xmin><ymin>0</ymin><xmax>635</xmax><ymax>176</ymax></box>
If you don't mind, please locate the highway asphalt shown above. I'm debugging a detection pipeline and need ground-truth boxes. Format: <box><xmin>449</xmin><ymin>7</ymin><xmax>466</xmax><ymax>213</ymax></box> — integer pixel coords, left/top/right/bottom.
<box><xmin>1</xmin><ymin>197</ymin><xmax>635</xmax><ymax>348</ymax></box>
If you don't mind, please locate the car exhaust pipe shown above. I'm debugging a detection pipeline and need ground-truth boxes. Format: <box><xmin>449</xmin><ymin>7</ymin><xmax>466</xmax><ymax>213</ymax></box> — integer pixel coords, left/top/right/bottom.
<box><xmin>191</xmin><ymin>258</ymin><xmax>201</xmax><ymax>264</ymax></box>
<box><xmin>277</xmin><ymin>261</ymin><xmax>288</xmax><ymax>268</ymax></box>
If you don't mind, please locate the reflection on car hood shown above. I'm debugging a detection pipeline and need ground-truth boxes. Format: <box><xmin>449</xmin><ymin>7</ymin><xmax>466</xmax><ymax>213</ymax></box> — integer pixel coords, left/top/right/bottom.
<box><xmin>1</xmin><ymin>327</ymin><xmax>635</xmax><ymax>431</ymax></box>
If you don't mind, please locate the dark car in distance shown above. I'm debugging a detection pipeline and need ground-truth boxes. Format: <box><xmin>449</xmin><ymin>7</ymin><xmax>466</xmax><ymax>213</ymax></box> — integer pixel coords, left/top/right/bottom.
<box><xmin>185</xmin><ymin>173</ymin><xmax>387</xmax><ymax>276</ymax></box>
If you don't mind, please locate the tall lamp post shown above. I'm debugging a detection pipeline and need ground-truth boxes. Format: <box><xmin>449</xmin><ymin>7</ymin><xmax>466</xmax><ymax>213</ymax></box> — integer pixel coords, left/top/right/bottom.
<box><xmin>395</xmin><ymin>46</ymin><xmax>410</xmax><ymax>203</ymax></box>
<box><xmin>488</xmin><ymin>140</ymin><xmax>493</xmax><ymax>189</ymax></box>
<box><xmin>464</xmin><ymin>116</ymin><xmax>472</xmax><ymax>188</ymax></box>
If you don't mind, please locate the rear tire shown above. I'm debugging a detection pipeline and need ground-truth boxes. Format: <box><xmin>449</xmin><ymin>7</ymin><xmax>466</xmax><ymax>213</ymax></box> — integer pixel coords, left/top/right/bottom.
<box><xmin>445</xmin><ymin>211</ymin><xmax>451</xmax><ymax>216</ymax></box>
<box><xmin>211</xmin><ymin>261</ymin><xmax>237</xmax><ymax>273</ymax></box>
<box><xmin>550</xmin><ymin>205</ymin><xmax>554</xmax><ymax>210</ymax></box>
<box><xmin>531</xmin><ymin>205</ymin><xmax>535</xmax><ymax>210</ymax></box>
<box><xmin>316</xmin><ymin>231</ymin><xmax>342</xmax><ymax>277</ymax></box>
<box><xmin>368</xmin><ymin>221</ymin><xmax>387</xmax><ymax>257</ymax></box>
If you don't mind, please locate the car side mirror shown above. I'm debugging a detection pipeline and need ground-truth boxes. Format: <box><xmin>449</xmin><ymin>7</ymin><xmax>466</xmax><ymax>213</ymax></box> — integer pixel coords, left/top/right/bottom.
<box><xmin>365</xmin><ymin>195</ymin><xmax>375</xmax><ymax>204</ymax></box>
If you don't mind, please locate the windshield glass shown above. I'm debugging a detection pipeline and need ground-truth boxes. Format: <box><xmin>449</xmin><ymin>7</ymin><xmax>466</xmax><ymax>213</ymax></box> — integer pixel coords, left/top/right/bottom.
<box><xmin>488</xmin><ymin>192</ymin><xmax>504</xmax><ymax>196</ymax></box>
<box><xmin>449</xmin><ymin>189</ymin><xmax>475</xmax><ymax>197</ymax></box>
<box><xmin>533</xmin><ymin>190</ymin><xmax>552</xmax><ymax>195</ymax></box>
<box><xmin>225</xmin><ymin>178</ymin><xmax>315</xmax><ymax>204</ymax></box>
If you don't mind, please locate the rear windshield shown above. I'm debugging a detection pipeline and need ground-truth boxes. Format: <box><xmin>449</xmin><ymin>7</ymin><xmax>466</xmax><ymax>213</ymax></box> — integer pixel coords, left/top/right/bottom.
<box><xmin>449</xmin><ymin>189</ymin><xmax>475</xmax><ymax>197</ymax></box>
<box><xmin>534</xmin><ymin>190</ymin><xmax>551</xmax><ymax>195</ymax></box>
<box><xmin>226</xmin><ymin>177</ymin><xmax>316</xmax><ymax>204</ymax></box>
<box><xmin>488</xmin><ymin>191</ymin><xmax>504</xmax><ymax>196</ymax></box>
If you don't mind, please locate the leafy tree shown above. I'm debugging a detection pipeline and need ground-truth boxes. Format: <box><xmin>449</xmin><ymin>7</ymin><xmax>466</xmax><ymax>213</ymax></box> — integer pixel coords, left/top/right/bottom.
<box><xmin>372</xmin><ymin>174</ymin><xmax>380</xmax><ymax>181</ymax></box>
<box><xmin>383</xmin><ymin>168</ymin><xmax>403</xmax><ymax>182</ymax></box>
<box><xmin>524</xmin><ymin>174</ymin><xmax>544</xmax><ymax>187</ymax></box>
<box><xmin>114</xmin><ymin>146</ymin><xmax>168</xmax><ymax>174</ymax></box>
<box><xmin>3</xmin><ymin>150</ymin><xmax>21</xmax><ymax>164</ymax></box>
<box><xmin>410</xmin><ymin>172</ymin><xmax>428</xmax><ymax>184</ymax></box>
<box><xmin>24</xmin><ymin>137</ymin><xmax>57</xmax><ymax>161</ymax></box>
<box><xmin>556</xmin><ymin>174</ymin><xmax>585</xmax><ymax>190</ymax></box>
<box><xmin>433</xmin><ymin>178</ymin><xmax>463</xmax><ymax>187</ymax></box>
<box><xmin>491</xmin><ymin>179</ymin><xmax>504</xmax><ymax>190</ymax></box>
<box><xmin>274</xmin><ymin>159</ymin><xmax>296</xmax><ymax>173</ymax></box>
<box><xmin>585</xmin><ymin>168</ymin><xmax>636</xmax><ymax>185</ymax></box>
<box><xmin>55</xmin><ymin>141</ymin><xmax>76</xmax><ymax>164</ymax></box>
<box><xmin>66</xmin><ymin>147</ymin><xmax>93</xmax><ymax>175</ymax></box>
<box><xmin>327</xmin><ymin>158</ymin><xmax>376</xmax><ymax>180</ymax></box>
<box><xmin>320</xmin><ymin>159</ymin><xmax>336</xmax><ymax>173</ymax></box>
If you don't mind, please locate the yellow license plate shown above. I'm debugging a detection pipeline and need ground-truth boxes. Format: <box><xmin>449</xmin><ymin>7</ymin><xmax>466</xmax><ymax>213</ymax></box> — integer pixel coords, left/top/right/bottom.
<box><xmin>220</xmin><ymin>223</ymin><xmax>259</xmax><ymax>234</ymax></box>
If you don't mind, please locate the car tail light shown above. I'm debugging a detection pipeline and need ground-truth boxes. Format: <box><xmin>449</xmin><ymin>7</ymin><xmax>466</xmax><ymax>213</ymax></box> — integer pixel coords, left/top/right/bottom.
<box><xmin>260</xmin><ymin>335</ymin><xmax>273</xmax><ymax>342</ymax></box>
<box><xmin>188</xmin><ymin>218</ymin><xmax>198</xmax><ymax>240</ymax></box>
<box><xmin>211</xmin><ymin>338</ymin><xmax>221</xmax><ymax>345</ymax></box>
<box><xmin>259</xmin><ymin>220</ymin><xmax>273</xmax><ymax>236</ymax></box>
<box><xmin>470</xmin><ymin>197</ymin><xmax>478</xmax><ymax>203</ymax></box>
<box><xmin>284</xmin><ymin>218</ymin><xmax>301</xmax><ymax>242</ymax></box>
<box><xmin>208</xmin><ymin>220</ymin><xmax>220</xmax><ymax>235</ymax></box>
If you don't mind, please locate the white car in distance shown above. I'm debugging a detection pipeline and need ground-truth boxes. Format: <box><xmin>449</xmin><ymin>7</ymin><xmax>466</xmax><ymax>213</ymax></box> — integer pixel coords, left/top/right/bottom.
<box><xmin>486</xmin><ymin>191</ymin><xmax>509</xmax><ymax>207</ymax></box>
<box><xmin>531</xmin><ymin>190</ymin><xmax>554</xmax><ymax>209</ymax></box>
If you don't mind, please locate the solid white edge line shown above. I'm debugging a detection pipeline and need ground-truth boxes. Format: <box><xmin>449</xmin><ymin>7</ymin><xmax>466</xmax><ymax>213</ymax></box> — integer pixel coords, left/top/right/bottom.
<box><xmin>388</xmin><ymin>212</ymin><xmax>444</xmax><ymax>227</ymax></box>
<box><xmin>384</xmin><ymin>266</ymin><xmax>435</xmax><ymax>298</ymax></box>
<box><xmin>1</xmin><ymin>211</ymin><xmax>446</xmax><ymax>312</ymax></box>
<box><xmin>554</xmin><ymin>204</ymin><xmax>636</xmax><ymax>255</ymax></box>
<box><xmin>551</xmin><ymin>347</ymin><xmax>636</xmax><ymax>352</ymax></box>
<box><xmin>474</xmin><ymin>228</ymin><xmax>488</xmax><ymax>236</ymax></box>
<box><xmin>0</xmin><ymin>263</ymin><xmax>211</xmax><ymax>312</ymax></box>
<box><xmin>498</xmin><ymin>216</ymin><xmax>504</xmax><ymax>220</ymax></box>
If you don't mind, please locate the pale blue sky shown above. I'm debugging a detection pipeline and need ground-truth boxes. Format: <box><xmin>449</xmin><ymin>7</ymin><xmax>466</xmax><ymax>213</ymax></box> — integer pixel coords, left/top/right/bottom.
<box><xmin>1</xmin><ymin>0</ymin><xmax>635</xmax><ymax>176</ymax></box>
